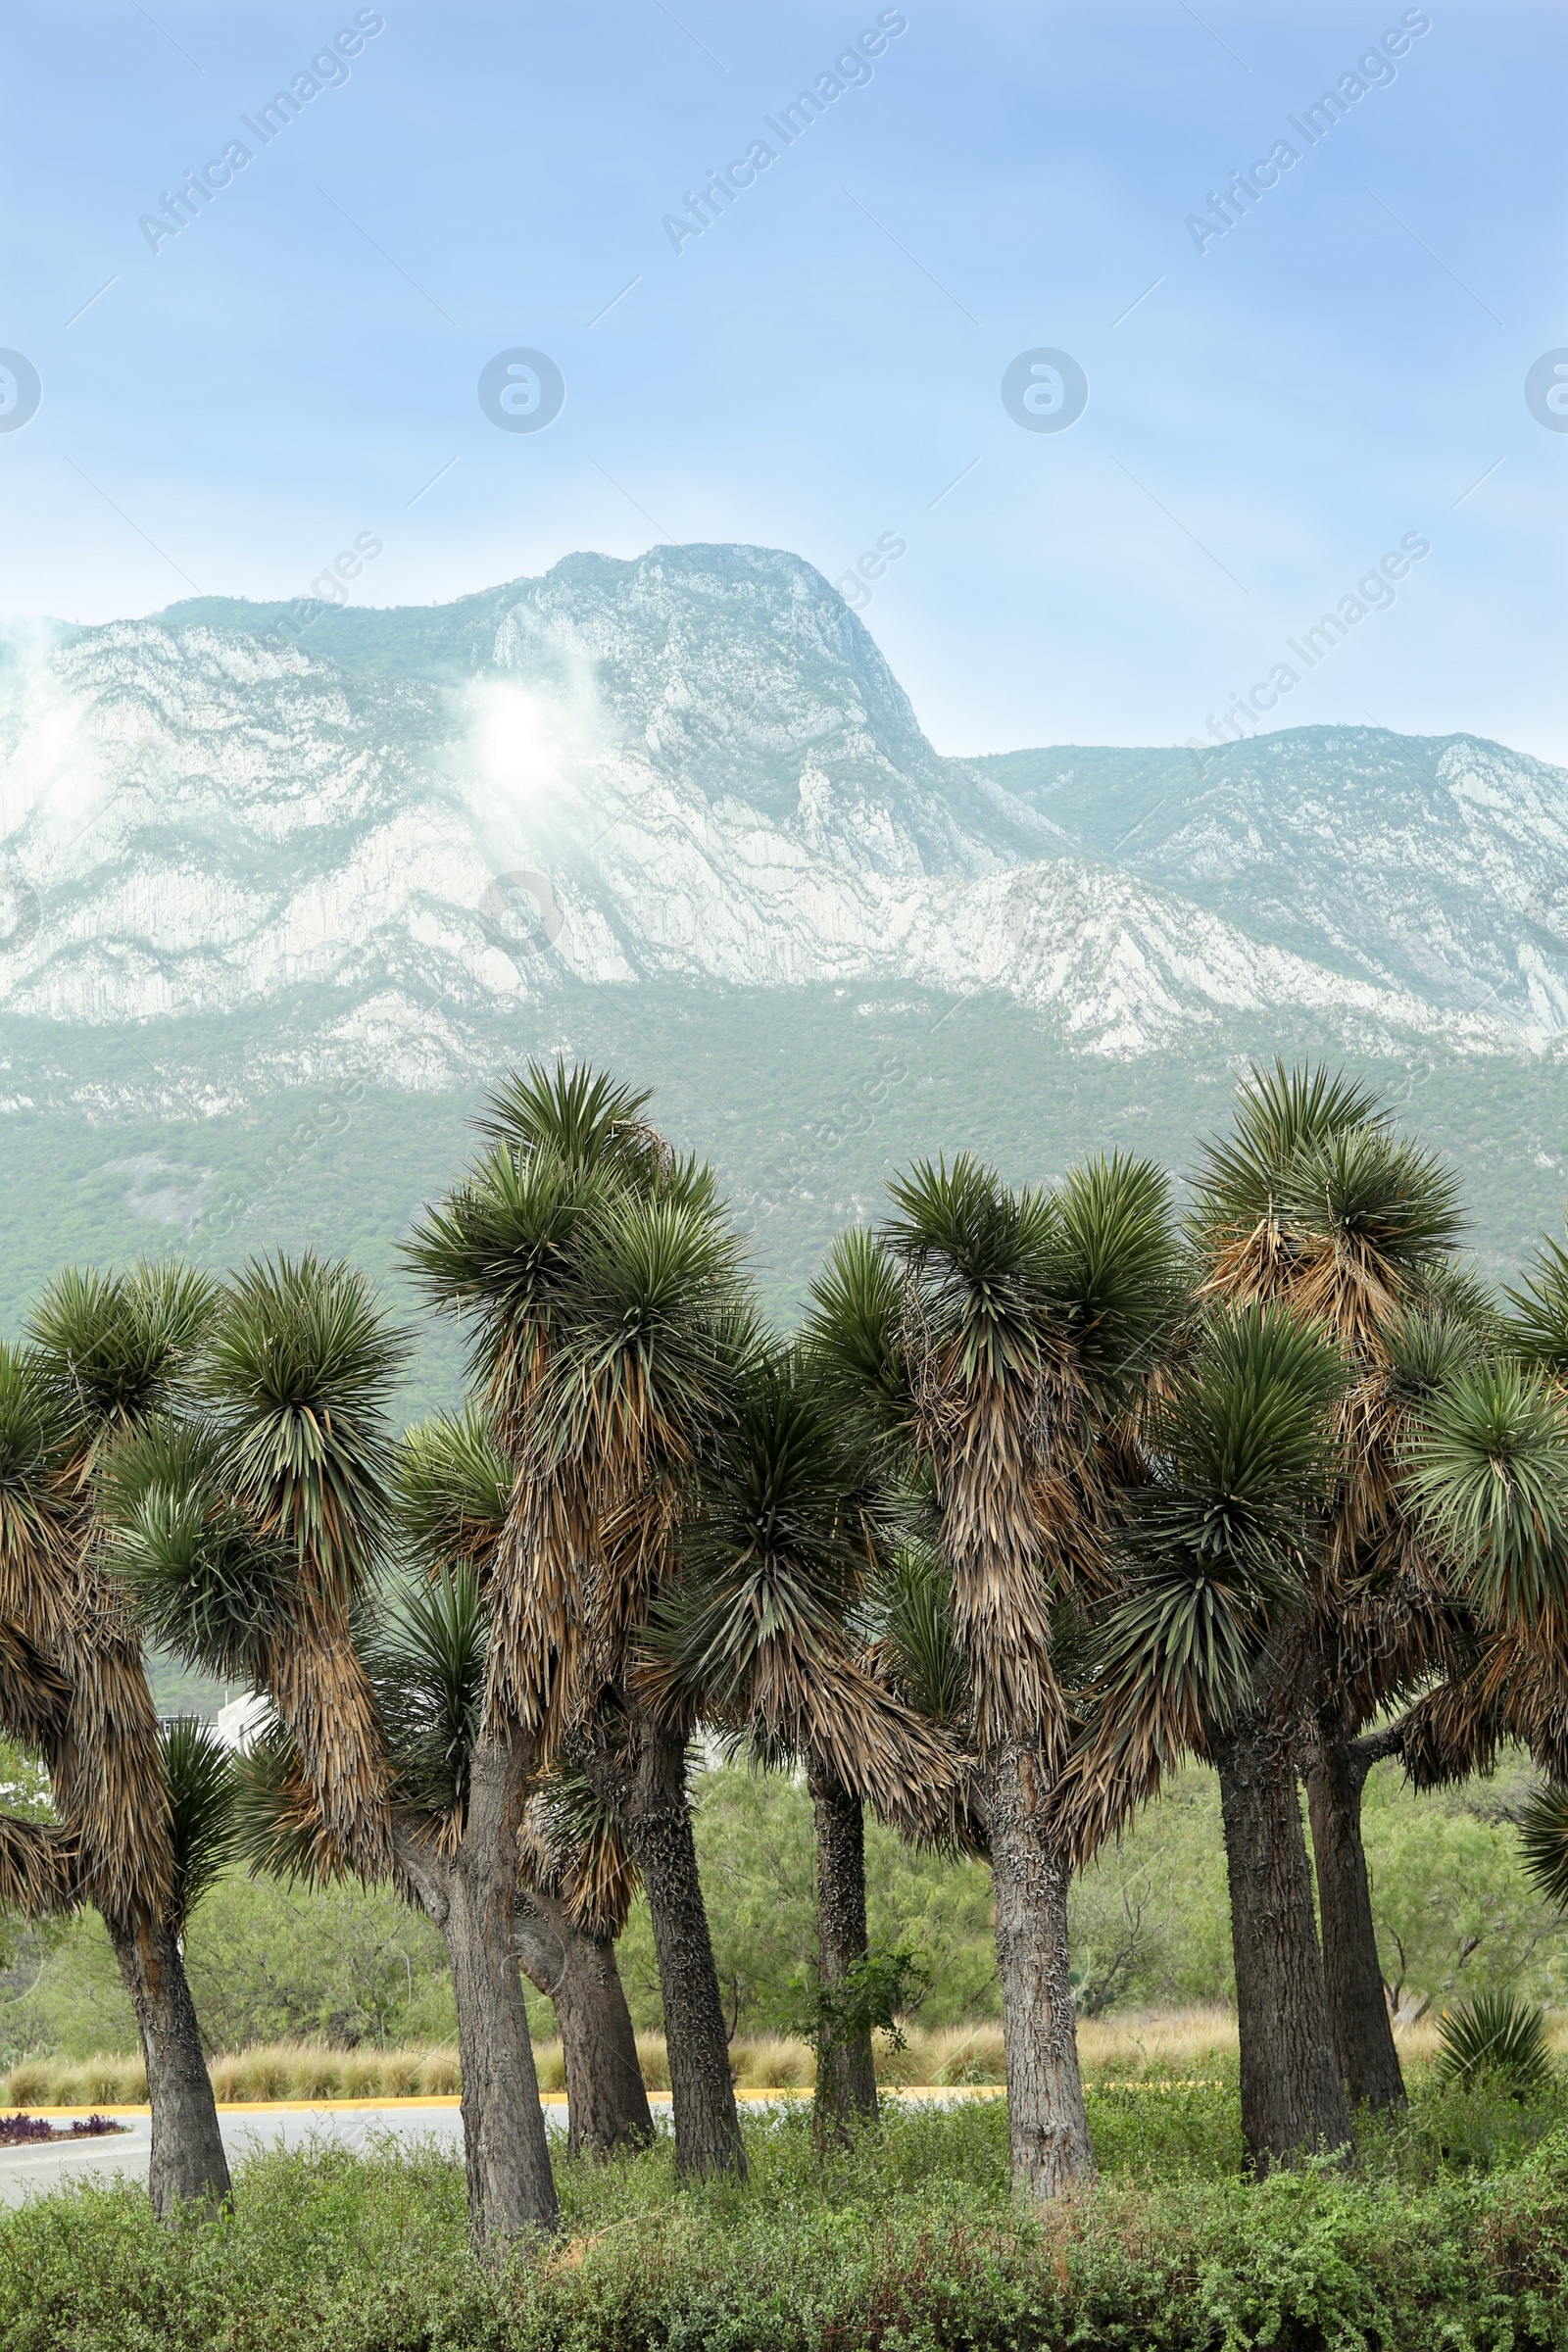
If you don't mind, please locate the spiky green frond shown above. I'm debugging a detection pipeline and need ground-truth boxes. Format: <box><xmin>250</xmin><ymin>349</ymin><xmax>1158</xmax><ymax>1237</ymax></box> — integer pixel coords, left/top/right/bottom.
<box><xmin>365</xmin><ymin>1565</ymin><xmax>486</xmax><ymax>1823</ymax></box>
<box><xmin>882</xmin><ymin>1154</ymin><xmax>1058</xmax><ymax>1387</ymax></box>
<box><xmin>1282</xmin><ymin>1126</ymin><xmax>1464</xmax><ymax>1271</ymax></box>
<box><xmin>1050</xmin><ymin>1153</ymin><xmax>1184</xmax><ymax>1399</ymax></box>
<box><xmin>204</xmin><ymin>1254</ymin><xmax>406</xmax><ymax>1595</ymax></box>
<box><xmin>476</xmin><ymin>1057</ymin><xmax>658</xmax><ymax>1176</ymax></box>
<box><xmin>1384</xmin><ymin>1306</ymin><xmax>1486</xmax><ymax>1413</ymax></box>
<box><xmin>394</xmin><ymin>1410</ymin><xmax>512</xmax><ymax>1577</ymax></box>
<box><xmin>534</xmin><ymin>1187</ymin><xmax>750</xmax><ymax>1482</ymax></box>
<box><xmin>231</xmin><ymin>1725</ymin><xmax>345</xmax><ymax>1886</ymax></box>
<box><xmin>861</xmin><ymin>1544</ymin><xmax>969</xmax><ymax>1726</ymax></box>
<box><xmin>645</xmin><ymin>1352</ymin><xmax>870</xmax><ymax>1720</ymax></box>
<box><xmin>95</xmin><ymin>1409</ymin><xmax>222</xmax><ymax>1526</ymax></box>
<box><xmin>403</xmin><ymin>1145</ymin><xmax>608</xmax><ymax>1333</ymax></box>
<box><xmin>803</xmin><ymin>1227</ymin><xmax>910</xmax><ymax>1435</ymax></box>
<box><xmin>1142</xmin><ymin>1304</ymin><xmax>1346</xmax><ymax>1576</ymax></box>
<box><xmin>1191</xmin><ymin>1059</ymin><xmax>1388</xmax><ymax>1235</ymax></box>
<box><xmin>1407</xmin><ymin>1359</ymin><xmax>1568</xmax><ymax>1620</ymax></box>
<box><xmin>1433</xmin><ymin>1991</ymin><xmax>1551</xmax><ymax>2094</ymax></box>
<box><xmin>1518</xmin><ymin>1780</ymin><xmax>1568</xmax><ymax>1908</ymax></box>
<box><xmin>1422</xmin><ymin>1260</ymin><xmax>1503</xmax><ymax>1341</ymax></box>
<box><xmin>1504</xmin><ymin>1226</ymin><xmax>1568</xmax><ymax>1376</ymax></box>
<box><xmin>26</xmin><ymin>1262</ymin><xmax>219</xmax><ymax>1443</ymax></box>
<box><xmin>1054</xmin><ymin>1304</ymin><xmax>1346</xmax><ymax>1857</ymax></box>
<box><xmin>107</xmin><ymin>1429</ymin><xmax>293</xmax><ymax>1684</ymax></box>
<box><xmin>160</xmin><ymin>1716</ymin><xmax>239</xmax><ymax>1934</ymax></box>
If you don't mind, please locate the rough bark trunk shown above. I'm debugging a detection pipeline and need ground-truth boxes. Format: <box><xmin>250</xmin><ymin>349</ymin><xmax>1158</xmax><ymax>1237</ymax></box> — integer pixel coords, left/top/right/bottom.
<box><xmin>403</xmin><ymin>1739</ymin><xmax>559</xmax><ymax>2253</ymax></box>
<box><xmin>608</xmin><ymin>1719</ymin><xmax>746</xmax><ymax>2180</ymax></box>
<box><xmin>1305</xmin><ymin>1708</ymin><xmax>1405</xmax><ymax>2113</ymax></box>
<box><xmin>514</xmin><ymin>1886</ymin><xmax>654</xmax><ymax>2159</ymax></box>
<box><xmin>1213</xmin><ymin>1710</ymin><xmax>1352</xmax><ymax>2173</ymax></box>
<box><xmin>106</xmin><ymin>1907</ymin><xmax>231</xmax><ymax>2220</ymax></box>
<box><xmin>983</xmin><ymin>1739</ymin><xmax>1093</xmax><ymax>2202</ymax></box>
<box><xmin>808</xmin><ymin>1758</ymin><xmax>878</xmax><ymax>2143</ymax></box>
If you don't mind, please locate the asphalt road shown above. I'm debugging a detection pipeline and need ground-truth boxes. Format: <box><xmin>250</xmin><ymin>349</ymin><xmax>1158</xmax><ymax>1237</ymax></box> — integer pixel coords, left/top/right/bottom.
<box><xmin>0</xmin><ymin>2101</ymin><xmax>546</xmax><ymax>2206</ymax></box>
<box><xmin>0</xmin><ymin>2086</ymin><xmax>1001</xmax><ymax>2206</ymax></box>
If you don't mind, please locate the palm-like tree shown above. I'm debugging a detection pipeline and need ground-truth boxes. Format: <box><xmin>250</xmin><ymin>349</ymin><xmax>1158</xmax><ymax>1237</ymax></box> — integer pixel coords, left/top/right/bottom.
<box><xmin>1188</xmin><ymin>1062</ymin><xmax>1472</xmax><ymax>2115</ymax></box>
<box><xmin>644</xmin><ymin>1345</ymin><xmax>968</xmax><ymax>2141</ymax></box>
<box><xmin>406</xmin><ymin>1061</ymin><xmax>753</xmax><ymax>2180</ymax></box>
<box><xmin>396</xmin><ymin>1407</ymin><xmax>654</xmax><ymax>2160</ymax></box>
<box><xmin>1059</xmin><ymin>1303</ymin><xmax>1352</xmax><ymax>2171</ymax></box>
<box><xmin>1</xmin><ymin>1266</ymin><xmax>234</xmax><ymax>2216</ymax></box>
<box><xmin>109</xmin><ymin>1252</ymin><xmax>560</xmax><ymax>2252</ymax></box>
<box><xmin>1398</xmin><ymin>1341</ymin><xmax>1568</xmax><ymax>1889</ymax></box>
<box><xmin>808</xmin><ymin>1152</ymin><xmax>1181</xmax><ymax>2201</ymax></box>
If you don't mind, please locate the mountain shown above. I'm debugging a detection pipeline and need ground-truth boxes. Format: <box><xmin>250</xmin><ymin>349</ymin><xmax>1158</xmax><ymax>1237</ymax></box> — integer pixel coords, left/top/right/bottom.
<box><xmin>974</xmin><ymin>732</ymin><xmax>1568</xmax><ymax>1035</ymax></box>
<box><xmin>1</xmin><ymin>542</ymin><xmax>1565</xmax><ymax>1377</ymax></box>
<box><xmin>4</xmin><ymin>543</ymin><xmax>1556</xmax><ymax>1103</ymax></box>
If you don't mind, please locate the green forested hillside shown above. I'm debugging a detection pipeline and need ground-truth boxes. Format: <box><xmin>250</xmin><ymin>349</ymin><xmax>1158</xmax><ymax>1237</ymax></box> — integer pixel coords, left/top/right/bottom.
<box><xmin>5</xmin><ymin>984</ymin><xmax>1567</xmax><ymax>1431</ymax></box>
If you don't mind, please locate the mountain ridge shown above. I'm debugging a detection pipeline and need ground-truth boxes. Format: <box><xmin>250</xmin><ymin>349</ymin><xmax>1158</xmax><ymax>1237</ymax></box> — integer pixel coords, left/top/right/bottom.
<box><xmin>0</xmin><ymin>543</ymin><xmax>1561</xmax><ymax>1117</ymax></box>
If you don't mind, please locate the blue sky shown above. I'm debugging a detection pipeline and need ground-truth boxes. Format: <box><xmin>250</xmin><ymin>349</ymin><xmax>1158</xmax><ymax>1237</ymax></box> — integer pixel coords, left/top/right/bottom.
<box><xmin>2</xmin><ymin>1</ymin><xmax>1564</xmax><ymax>760</ymax></box>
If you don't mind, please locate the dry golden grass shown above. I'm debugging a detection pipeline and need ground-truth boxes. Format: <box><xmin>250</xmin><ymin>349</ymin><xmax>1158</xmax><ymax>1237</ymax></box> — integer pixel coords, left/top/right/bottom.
<box><xmin>8</xmin><ymin>2007</ymin><xmax>1564</xmax><ymax>2108</ymax></box>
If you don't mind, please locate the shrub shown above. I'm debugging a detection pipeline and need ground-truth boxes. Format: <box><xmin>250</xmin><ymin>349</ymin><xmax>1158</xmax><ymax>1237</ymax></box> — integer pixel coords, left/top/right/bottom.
<box><xmin>1435</xmin><ymin>1991</ymin><xmax>1553</xmax><ymax>2097</ymax></box>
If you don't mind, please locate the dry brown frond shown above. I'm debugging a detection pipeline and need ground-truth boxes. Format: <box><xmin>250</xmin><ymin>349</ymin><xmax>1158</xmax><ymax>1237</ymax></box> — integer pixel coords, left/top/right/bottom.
<box><xmin>46</xmin><ymin>1547</ymin><xmax>173</xmax><ymax>1924</ymax></box>
<box><xmin>485</xmin><ymin>1463</ymin><xmax>589</xmax><ymax>1748</ymax></box>
<box><xmin>1047</xmin><ymin>1670</ymin><xmax>1209</xmax><ymax>1872</ymax></box>
<box><xmin>1196</xmin><ymin>1212</ymin><xmax>1301</xmax><ymax>1311</ymax></box>
<box><xmin>1480</xmin><ymin>1625</ymin><xmax>1568</xmax><ymax>1780</ymax></box>
<box><xmin>1398</xmin><ymin>1672</ymin><xmax>1501</xmax><ymax>1788</ymax></box>
<box><xmin>525</xmin><ymin>1793</ymin><xmax>638</xmax><ymax>1941</ymax></box>
<box><xmin>909</xmin><ymin>1333</ymin><xmax>1066</xmax><ymax>1758</ymax></box>
<box><xmin>0</xmin><ymin>1620</ymin><xmax>72</xmax><ymax>1752</ymax></box>
<box><xmin>266</xmin><ymin>1632</ymin><xmax>393</xmax><ymax>1881</ymax></box>
<box><xmin>0</xmin><ymin>1816</ymin><xmax>79</xmax><ymax>1915</ymax></box>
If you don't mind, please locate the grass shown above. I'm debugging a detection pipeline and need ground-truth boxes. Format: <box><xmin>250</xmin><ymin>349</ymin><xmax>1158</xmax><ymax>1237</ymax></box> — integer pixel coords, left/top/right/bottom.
<box><xmin>3</xmin><ymin>2084</ymin><xmax>1568</xmax><ymax>2351</ymax></box>
<box><xmin>13</xmin><ymin>2007</ymin><xmax>1560</xmax><ymax>2109</ymax></box>
<box><xmin>0</xmin><ymin>2015</ymin><xmax>1216</xmax><ymax>2108</ymax></box>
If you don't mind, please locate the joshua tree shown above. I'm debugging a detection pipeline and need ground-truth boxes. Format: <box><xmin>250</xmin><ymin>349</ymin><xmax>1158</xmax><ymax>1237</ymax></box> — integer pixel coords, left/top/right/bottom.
<box><xmin>405</xmin><ymin>1061</ymin><xmax>755</xmax><ymax>2180</ymax></box>
<box><xmin>109</xmin><ymin>1253</ymin><xmax>560</xmax><ymax>2252</ymax></box>
<box><xmin>1057</xmin><ymin>1303</ymin><xmax>1354</xmax><ymax>2172</ymax></box>
<box><xmin>643</xmin><ymin>1344</ymin><xmax>968</xmax><ymax>2142</ymax></box>
<box><xmin>396</xmin><ymin>1406</ymin><xmax>653</xmax><ymax>2160</ymax></box>
<box><xmin>1401</xmin><ymin>1334</ymin><xmax>1568</xmax><ymax>1913</ymax></box>
<box><xmin>1187</xmin><ymin>1063</ymin><xmax>1473</xmax><ymax>2116</ymax></box>
<box><xmin>807</xmin><ymin>1152</ymin><xmax>1182</xmax><ymax>2201</ymax></box>
<box><xmin>0</xmin><ymin>1267</ymin><xmax>234</xmax><ymax>2217</ymax></box>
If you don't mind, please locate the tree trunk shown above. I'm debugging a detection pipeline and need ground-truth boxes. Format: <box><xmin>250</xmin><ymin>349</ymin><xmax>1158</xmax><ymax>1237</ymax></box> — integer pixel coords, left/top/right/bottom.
<box><xmin>605</xmin><ymin>1718</ymin><xmax>746</xmax><ymax>2180</ymax></box>
<box><xmin>514</xmin><ymin>1886</ymin><xmax>653</xmax><ymax>2159</ymax></box>
<box><xmin>405</xmin><ymin>1739</ymin><xmax>559</xmax><ymax>2253</ymax></box>
<box><xmin>983</xmin><ymin>1738</ymin><xmax>1093</xmax><ymax>2201</ymax></box>
<box><xmin>106</xmin><ymin>1907</ymin><xmax>231</xmax><ymax>2220</ymax></box>
<box><xmin>808</xmin><ymin>1757</ymin><xmax>878</xmax><ymax>2143</ymax></box>
<box><xmin>1305</xmin><ymin>1708</ymin><xmax>1405</xmax><ymax>2113</ymax></box>
<box><xmin>1213</xmin><ymin>1710</ymin><xmax>1352</xmax><ymax>2173</ymax></box>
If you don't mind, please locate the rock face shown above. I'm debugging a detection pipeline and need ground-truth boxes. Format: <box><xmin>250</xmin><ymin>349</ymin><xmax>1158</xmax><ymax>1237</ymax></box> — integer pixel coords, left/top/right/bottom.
<box><xmin>0</xmin><ymin>542</ymin><xmax>1557</xmax><ymax>1108</ymax></box>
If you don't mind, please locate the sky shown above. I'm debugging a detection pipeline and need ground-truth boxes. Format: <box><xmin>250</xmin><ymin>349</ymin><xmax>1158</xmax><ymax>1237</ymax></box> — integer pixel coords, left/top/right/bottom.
<box><xmin>1</xmin><ymin>0</ymin><xmax>1565</xmax><ymax>761</ymax></box>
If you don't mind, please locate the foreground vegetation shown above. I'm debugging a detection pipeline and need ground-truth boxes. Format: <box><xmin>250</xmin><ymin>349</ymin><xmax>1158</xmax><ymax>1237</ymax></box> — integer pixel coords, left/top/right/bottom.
<box><xmin>5</xmin><ymin>2095</ymin><xmax>1568</xmax><ymax>2352</ymax></box>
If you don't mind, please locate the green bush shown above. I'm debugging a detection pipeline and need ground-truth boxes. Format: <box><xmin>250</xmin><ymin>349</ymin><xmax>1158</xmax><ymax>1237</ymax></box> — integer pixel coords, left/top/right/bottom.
<box><xmin>1436</xmin><ymin>1992</ymin><xmax>1553</xmax><ymax>2098</ymax></box>
<box><xmin>3</xmin><ymin>2096</ymin><xmax>1568</xmax><ymax>2352</ymax></box>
